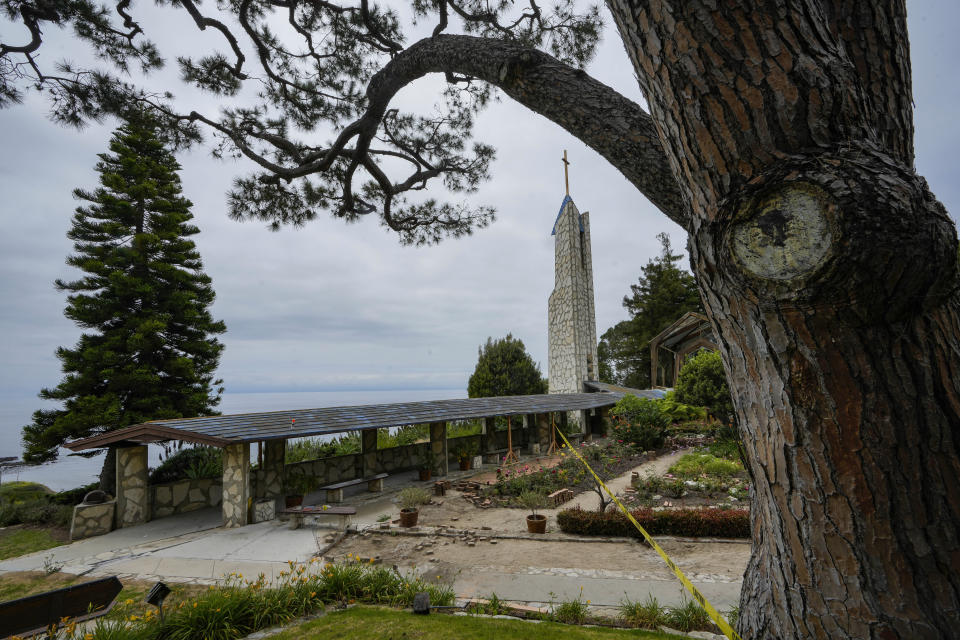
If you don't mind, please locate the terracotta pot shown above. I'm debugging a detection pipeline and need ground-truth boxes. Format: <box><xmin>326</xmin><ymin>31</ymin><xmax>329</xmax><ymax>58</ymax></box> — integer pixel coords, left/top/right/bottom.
<box><xmin>399</xmin><ymin>508</ymin><xmax>419</xmax><ymax>528</ymax></box>
<box><xmin>418</xmin><ymin>469</ymin><xmax>432</xmax><ymax>481</ymax></box>
<box><xmin>459</xmin><ymin>459</ymin><xmax>471</xmax><ymax>471</ymax></box>
<box><xmin>285</xmin><ymin>495</ymin><xmax>303</xmax><ymax>508</ymax></box>
<box><xmin>526</xmin><ymin>514</ymin><xmax>547</xmax><ymax>534</ymax></box>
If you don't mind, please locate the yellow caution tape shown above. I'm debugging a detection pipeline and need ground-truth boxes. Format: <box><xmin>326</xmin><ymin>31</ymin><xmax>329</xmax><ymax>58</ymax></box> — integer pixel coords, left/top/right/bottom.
<box><xmin>555</xmin><ymin>427</ymin><xmax>743</xmax><ymax>640</ymax></box>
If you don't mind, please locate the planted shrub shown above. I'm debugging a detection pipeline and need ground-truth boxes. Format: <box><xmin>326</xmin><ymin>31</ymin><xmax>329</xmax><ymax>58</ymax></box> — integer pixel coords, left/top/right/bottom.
<box><xmin>150</xmin><ymin>446</ymin><xmax>222</xmax><ymax>484</ymax></box>
<box><xmin>556</xmin><ymin>506</ymin><xmax>750</xmax><ymax>538</ymax></box>
<box><xmin>398</xmin><ymin>487</ymin><xmax>431</xmax><ymax>509</ymax></box>
<box><xmin>659</xmin><ymin>391</ymin><xmax>708</xmax><ymax>423</ymax></box>
<box><xmin>674</xmin><ymin>350</ymin><xmax>734</xmax><ymax>422</ymax></box>
<box><xmin>610</xmin><ymin>395</ymin><xmax>668</xmax><ymax>451</ymax></box>
<box><xmin>669</xmin><ymin>452</ymin><xmax>742</xmax><ymax>479</ymax></box>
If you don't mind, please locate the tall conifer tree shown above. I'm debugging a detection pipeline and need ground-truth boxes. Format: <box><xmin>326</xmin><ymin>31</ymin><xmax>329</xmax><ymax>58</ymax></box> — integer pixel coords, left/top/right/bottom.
<box><xmin>598</xmin><ymin>233</ymin><xmax>702</xmax><ymax>388</ymax></box>
<box><xmin>22</xmin><ymin>115</ymin><xmax>226</xmax><ymax>489</ymax></box>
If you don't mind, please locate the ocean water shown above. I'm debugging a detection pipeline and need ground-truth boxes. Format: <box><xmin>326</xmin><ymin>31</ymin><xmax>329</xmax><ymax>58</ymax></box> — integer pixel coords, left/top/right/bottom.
<box><xmin>0</xmin><ymin>388</ymin><xmax>464</xmax><ymax>491</ymax></box>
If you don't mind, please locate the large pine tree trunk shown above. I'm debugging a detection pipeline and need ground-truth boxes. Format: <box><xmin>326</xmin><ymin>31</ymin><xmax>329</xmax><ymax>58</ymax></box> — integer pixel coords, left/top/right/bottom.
<box><xmin>607</xmin><ymin>1</ymin><xmax>960</xmax><ymax>637</ymax></box>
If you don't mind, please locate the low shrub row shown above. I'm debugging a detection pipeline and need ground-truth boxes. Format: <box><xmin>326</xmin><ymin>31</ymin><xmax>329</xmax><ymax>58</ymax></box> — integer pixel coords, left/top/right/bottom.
<box><xmin>39</xmin><ymin>559</ymin><xmax>455</xmax><ymax>640</ymax></box>
<box><xmin>557</xmin><ymin>506</ymin><xmax>750</xmax><ymax>538</ymax></box>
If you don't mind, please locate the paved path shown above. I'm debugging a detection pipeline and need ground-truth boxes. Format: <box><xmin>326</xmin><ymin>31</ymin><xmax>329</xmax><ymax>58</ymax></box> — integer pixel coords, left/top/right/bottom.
<box><xmin>0</xmin><ymin>446</ymin><xmax>746</xmax><ymax>613</ymax></box>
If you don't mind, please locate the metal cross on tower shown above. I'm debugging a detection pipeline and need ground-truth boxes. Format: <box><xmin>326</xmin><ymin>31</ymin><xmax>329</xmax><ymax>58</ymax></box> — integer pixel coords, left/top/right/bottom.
<box><xmin>562</xmin><ymin>149</ymin><xmax>570</xmax><ymax>196</ymax></box>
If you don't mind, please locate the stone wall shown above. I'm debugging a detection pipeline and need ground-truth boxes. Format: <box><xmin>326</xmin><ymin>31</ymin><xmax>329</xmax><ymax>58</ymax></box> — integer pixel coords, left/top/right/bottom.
<box><xmin>70</xmin><ymin>500</ymin><xmax>115</xmax><ymax>541</ymax></box>
<box><xmin>115</xmin><ymin>446</ymin><xmax>148</xmax><ymax>528</ymax></box>
<box><xmin>151</xmin><ymin>478</ymin><xmax>222</xmax><ymax>518</ymax></box>
<box><xmin>548</xmin><ymin>197</ymin><xmax>598</xmax><ymax>396</ymax></box>
<box><xmin>222</xmin><ymin>442</ymin><xmax>250</xmax><ymax>528</ymax></box>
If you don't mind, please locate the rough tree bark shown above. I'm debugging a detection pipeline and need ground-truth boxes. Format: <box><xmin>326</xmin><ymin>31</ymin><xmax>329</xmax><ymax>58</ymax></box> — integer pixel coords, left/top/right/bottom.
<box><xmin>607</xmin><ymin>1</ymin><xmax>960</xmax><ymax>638</ymax></box>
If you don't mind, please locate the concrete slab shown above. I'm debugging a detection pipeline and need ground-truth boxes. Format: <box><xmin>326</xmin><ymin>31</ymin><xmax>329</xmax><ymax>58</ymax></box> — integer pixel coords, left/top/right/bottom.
<box><xmin>149</xmin><ymin>520</ymin><xmax>318</xmax><ymax>563</ymax></box>
<box><xmin>97</xmin><ymin>555</ymin><xmax>162</xmax><ymax>576</ymax></box>
<box><xmin>0</xmin><ymin>507</ymin><xmax>221</xmax><ymax>574</ymax></box>
<box><xmin>453</xmin><ymin>569</ymin><xmax>742</xmax><ymax>611</ymax></box>
<box><xmin>155</xmin><ymin>557</ymin><xmax>216</xmax><ymax>579</ymax></box>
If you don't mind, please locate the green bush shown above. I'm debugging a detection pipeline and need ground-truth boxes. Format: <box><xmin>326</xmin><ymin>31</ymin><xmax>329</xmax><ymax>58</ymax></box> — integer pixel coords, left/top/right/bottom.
<box><xmin>398</xmin><ymin>487</ymin><xmax>431</xmax><ymax>509</ymax></box>
<box><xmin>46</xmin><ymin>559</ymin><xmax>455</xmax><ymax>640</ymax></box>
<box><xmin>610</xmin><ymin>395</ymin><xmax>668</xmax><ymax>451</ymax></box>
<box><xmin>619</xmin><ymin>594</ymin><xmax>666</xmax><ymax>629</ymax></box>
<box><xmin>668</xmin><ymin>453</ymin><xmax>742</xmax><ymax>479</ymax></box>
<box><xmin>557</xmin><ymin>506</ymin><xmax>750</xmax><ymax>538</ymax></box>
<box><xmin>659</xmin><ymin>391</ymin><xmax>708</xmax><ymax>423</ymax></box>
<box><xmin>150</xmin><ymin>446</ymin><xmax>223</xmax><ymax>485</ymax></box>
<box><xmin>285</xmin><ymin>434</ymin><xmax>360</xmax><ymax>463</ymax></box>
<box><xmin>50</xmin><ymin>482</ymin><xmax>100</xmax><ymax>506</ymax></box>
<box><xmin>674</xmin><ymin>350</ymin><xmax>734</xmax><ymax>422</ymax></box>
<box><xmin>0</xmin><ymin>500</ymin><xmax>73</xmax><ymax>528</ymax></box>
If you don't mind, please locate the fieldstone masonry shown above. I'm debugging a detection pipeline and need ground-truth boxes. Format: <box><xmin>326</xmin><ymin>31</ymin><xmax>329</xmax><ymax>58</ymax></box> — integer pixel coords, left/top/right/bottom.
<box><xmin>430</xmin><ymin>422</ymin><xmax>448</xmax><ymax>476</ymax></box>
<box><xmin>361</xmin><ymin>428</ymin><xmax>378</xmax><ymax>478</ymax></box>
<box><xmin>115</xmin><ymin>445</ymin><xmax>148</xmax><ymax>528</ymax></box>
<box><xmin>548</xmin><ymin>195</ymin><xmax>598</xmax><ymax>398</ymax></box>
<box><xmin>222</xmin><ymin>442</ymin><xmax>250</xmax><ymax>528</ymax></box>
<box><xmin>70</xmin><ymin>500</ymin><xmax>115</xmax><ymax>541</ymax></box>
<box><xmin>254</xmin><ymin>440</ymin><xmax>285</xmax><ymax>504</ymax></box>
<box><xmin>152</xmin><ymin>478</ymin><xmax>221</xmax><ymax>517</ymax></box>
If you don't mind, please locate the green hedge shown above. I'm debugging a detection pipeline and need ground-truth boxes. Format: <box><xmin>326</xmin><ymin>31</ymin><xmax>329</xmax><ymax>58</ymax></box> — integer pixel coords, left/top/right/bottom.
<box><xmin>557</xmin><ymin>506</ymin><xmax>750</xmax><ymax>538</ymax></box>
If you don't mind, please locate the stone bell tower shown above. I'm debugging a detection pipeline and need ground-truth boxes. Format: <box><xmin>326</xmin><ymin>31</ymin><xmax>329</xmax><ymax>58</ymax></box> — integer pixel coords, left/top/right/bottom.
<box><xmin>547</xmin><ymin>153</ymin><xmax>598</xmax><ymax>395</ymax></box>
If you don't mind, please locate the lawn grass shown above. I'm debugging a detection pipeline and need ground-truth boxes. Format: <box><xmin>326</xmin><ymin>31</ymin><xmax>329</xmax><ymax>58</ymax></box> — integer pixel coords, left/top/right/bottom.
<box><xmin>270</xmin><ymin>605</ymin><xmax>689</xmax><ymax>640</ymax></box>
<box><xmin>0</xmin><ymin>569</ymin><xmax>208</xmax><ymax>622</ymax></box>
<box><xmin>0</xmin><ymin>526</ymin><xmax>66</xmax><ymax>560</ymax></box>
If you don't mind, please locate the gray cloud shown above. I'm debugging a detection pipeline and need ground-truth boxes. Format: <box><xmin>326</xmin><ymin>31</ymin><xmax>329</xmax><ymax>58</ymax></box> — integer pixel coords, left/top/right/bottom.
<box><xmin>1</xmin><ymin>1</ymin><xmax>957</xmax><ymax>413</ymax></box>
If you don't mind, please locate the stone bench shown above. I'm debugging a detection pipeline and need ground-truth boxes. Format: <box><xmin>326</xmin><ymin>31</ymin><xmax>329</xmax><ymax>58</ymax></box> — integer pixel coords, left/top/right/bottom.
<box><xmin>320</xmin><ymin>473</ymin><xmax>388</xmax><ymax>503</ymax></box>
<box><xmin>281</xmin><ymin>505</ymin><xmax>357</xmax><ymax>530</ymax></box>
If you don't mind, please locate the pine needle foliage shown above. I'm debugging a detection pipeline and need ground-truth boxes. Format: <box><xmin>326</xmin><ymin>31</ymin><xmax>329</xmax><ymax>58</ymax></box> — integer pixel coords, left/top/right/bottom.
<box><xmin>467</xmin><ymin>334</ymin><xmax>547</xmax><ymax>398</ymax></box>
<box><xmin>22</xmin><ymin>114</ymin><xmax>226</xmax><ymax>463</ymax></box>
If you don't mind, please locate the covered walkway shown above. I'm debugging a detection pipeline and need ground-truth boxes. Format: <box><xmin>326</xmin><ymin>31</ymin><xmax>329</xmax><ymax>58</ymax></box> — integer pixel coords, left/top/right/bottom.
<box><xmin>66</xmin><ymin>391</ymin><xmax>623</xmax><ymax>530</ymax></box>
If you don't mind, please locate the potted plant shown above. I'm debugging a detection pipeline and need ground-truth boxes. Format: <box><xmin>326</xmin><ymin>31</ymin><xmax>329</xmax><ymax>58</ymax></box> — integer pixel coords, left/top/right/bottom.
<box><xmin>519</xmin><ymin>490</ymin><xmax>548</xmax><ymax>534</ymax></box>
<box><xmin>417</xmin><ymin>451</ymin><xmax>436</xmax><ymax>481</ymax></box>
<box><xmin>455</xmin><ymin>442</ymin><xmax>477</xmax><ymax>471</ymax></box>
<box><xmin>285</xmin><ymin>467</ymin><xmax>318</xmax><ymax>508</ymax></box>
<box><xmin>398</xmin><ymin>487</ymin><xmax>430</xmax><ymax>527</ymax></box>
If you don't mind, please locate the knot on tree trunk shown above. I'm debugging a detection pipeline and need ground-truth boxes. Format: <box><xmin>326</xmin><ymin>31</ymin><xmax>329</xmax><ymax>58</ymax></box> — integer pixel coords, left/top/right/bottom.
<box><xmin>704</xmin><ymin>142</ymin><xmax>958</xmax><ymax>324</ymax></box>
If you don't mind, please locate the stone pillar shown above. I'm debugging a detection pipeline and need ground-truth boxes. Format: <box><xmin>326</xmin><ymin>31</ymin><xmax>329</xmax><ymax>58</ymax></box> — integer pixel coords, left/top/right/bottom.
<box><xmin>479</xmin><ymin>417</ymin><xmax>497</xmax><ymax>462</ymax></box>
<box><xmin>256</xmin><ymin>440</ymin><xmax>285</xmax><ymax>503</ymax></box>
<box><xmin>523</xmin><ymin>414</ymin><xmax>538</xmax><ymax>454</ymax></box>
<box><xmin>537</xmin><ymin>413</ymin><xmax>552</xmax><ymax>450</ymax></box>
<box><xmin>361</xmin><ymin>428</ymin><xmax>378</xmax><ymax>478</ymax></box>
<box><xmin>222</xmin><ymin>443</ymin><xmax>251</xmax><ymax>528</ymax></box>
<box><xmin>115</xmin><ymin>445</ymin><xmax>149</xmax><ymax>528</ymax></box>
<box><xmin>429</xmin><ymin>422</ymin><xmax>448</xmax><ymax>476</ymax></box>
<box><xmin>596</xmin><ymin>406</ymin><xmax>612</xmax><ymax>435</ymax></box>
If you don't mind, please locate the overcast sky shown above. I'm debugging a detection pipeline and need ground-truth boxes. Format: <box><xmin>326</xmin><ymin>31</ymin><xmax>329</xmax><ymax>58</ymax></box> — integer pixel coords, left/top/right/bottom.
<box><xmin>1</xmin><ymin>1</ymin><xmax>958</xmax><ymax>411</ymax></box>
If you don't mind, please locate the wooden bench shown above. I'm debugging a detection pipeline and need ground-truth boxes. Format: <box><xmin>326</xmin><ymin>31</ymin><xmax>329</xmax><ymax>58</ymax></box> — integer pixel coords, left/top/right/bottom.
<box><xmin>281</xmin><ymin>505</ymin><xmax>357</xmax><ymax>530</ymax></box>
<box><xmin>320</xmin><ymin>473</ymin><xmax>388</xmax><ymax>503</ymax></box>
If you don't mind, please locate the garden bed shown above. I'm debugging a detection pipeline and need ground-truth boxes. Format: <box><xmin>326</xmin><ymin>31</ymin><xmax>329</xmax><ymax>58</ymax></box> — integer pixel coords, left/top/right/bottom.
<box><xmin>477</xmin><ymin>440</ymin><xmax>669</xmax><ymax>509</ymax></box>
<box><xmin>621</xmin><ymin>446</ymin><xmax>750</xmax><ymax>511</ymax></box>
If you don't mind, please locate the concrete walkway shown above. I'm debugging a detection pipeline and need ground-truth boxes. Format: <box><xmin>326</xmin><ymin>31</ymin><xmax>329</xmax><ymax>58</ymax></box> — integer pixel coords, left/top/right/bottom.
<box><xmin>0</xmin><ymin>449</ymin><xmax>747</xmax><ymax>613</ymax></box>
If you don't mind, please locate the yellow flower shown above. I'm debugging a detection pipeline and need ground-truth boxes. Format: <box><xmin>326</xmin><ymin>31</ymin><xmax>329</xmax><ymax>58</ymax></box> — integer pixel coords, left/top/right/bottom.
<box><xmin>85</xmin><ymin>635</ymin><xmax>94</xmax><ymax>640</ymax></box>
<box><xmin>124</xmin><ymin>599</ymin><xmax>134</xmax><ymax>606</ymax></box>
<box><xmin>129</xmin><ymin>615</ymin><xmax>139</xmax><ymax>622</ymax></box>
<box><xmin>193</xmin><ymin>602</ymin><xmax>198</xmax><ymax>608</ymax></box>
<box><xmin>310</xmin><ymin>591</ymin><xmax>316</xmax><ymax>598</ymax></box>
<box><xmin>586</xmin><ymin>600</ymin><xmax>591</xmax><ymax>604</ymax></box>
<box><xmin>368</xmin><ymin>558</ymin><xmax>374</xmax><ymax>564</ymax></box>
